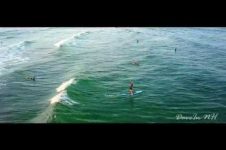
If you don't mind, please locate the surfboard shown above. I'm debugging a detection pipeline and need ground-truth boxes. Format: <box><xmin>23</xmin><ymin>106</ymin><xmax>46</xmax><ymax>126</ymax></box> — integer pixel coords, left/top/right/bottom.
<box><xmin>134</xmin><ymin>90</ymin><xmax>143</xmax><ymax>95</ymax></box>
<box><xmin>105</xmin><ymin>90</ymin><xmax>143</xmax><ymax>98</ymax></box>
<box><xmin>121</xmin><ymin>90</ymin><xmax>143</xmax><ymax>96</ymax></box>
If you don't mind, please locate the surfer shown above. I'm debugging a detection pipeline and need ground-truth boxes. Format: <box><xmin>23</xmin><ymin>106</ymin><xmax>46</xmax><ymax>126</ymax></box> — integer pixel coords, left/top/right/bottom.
<box><xmin>175</xmin><ymin>48</ymin><xmax>177</xmax><ymax>53</ymax></box>
<box><xmin>129</xmin><ymin>81</ymin><xmax>134</xmax><ymax>95</ymax></box>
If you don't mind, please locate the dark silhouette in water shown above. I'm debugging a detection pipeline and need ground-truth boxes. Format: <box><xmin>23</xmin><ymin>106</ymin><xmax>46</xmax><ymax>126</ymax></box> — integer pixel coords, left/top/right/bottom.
<box><xmin>137</xmin><ymin>40</ymin><xmax>139</xmax><ymax>43</ymax></box>
<box><xmin>25</xmin><ymin>76</ymin><xmax>36</xmax><ymax>81</ymax></box>
<box><xmin>175</xmin><ymin>48</ymin><xmax>177</xmax><ymax>53</ymax></box>
<box><xmin>129</xmin><ymin>81</ymin><xmax>134</xmax><ymax>95</ymax></box>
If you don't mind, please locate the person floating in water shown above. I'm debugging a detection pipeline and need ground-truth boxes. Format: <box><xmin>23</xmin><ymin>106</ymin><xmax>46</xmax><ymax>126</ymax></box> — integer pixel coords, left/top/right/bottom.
<box><xmin>32</xmin><ymin>76</ymin><xmax>36</xmax><ymax>81</ymax></box>
<box><xmin>25</xmin><ymin>75</ymin><xmax>35</xmax><ymax>81</ymax></box>
<box><xmin>137</xmin><ymin>40</ymin><xmax>139</xmax><ymax>43</ymax></box>
<box><xmin>175</xmin><ymin>48</ymin><xmax>177</xmax><ymax>53</ymax></box>
<box><xmin>129</xmin><ymin>81</ymin><xmax>134</xmax><ymax>95</ymax></box>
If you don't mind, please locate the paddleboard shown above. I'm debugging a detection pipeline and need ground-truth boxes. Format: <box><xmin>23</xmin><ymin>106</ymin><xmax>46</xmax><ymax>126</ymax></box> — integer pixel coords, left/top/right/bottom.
<box><xmin>105</xmin><ymin>90</ymin><xmax>143</xmax><ymax>97</ymax></box>
<box><xmin>121</xmin><ymin>90</ymin><xmax>143</xmax><ymax>96</ymax></box>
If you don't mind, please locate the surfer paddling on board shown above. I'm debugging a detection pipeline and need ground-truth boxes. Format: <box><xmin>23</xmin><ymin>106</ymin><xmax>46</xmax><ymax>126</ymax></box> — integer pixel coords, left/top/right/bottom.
<box><xmin>129</xmin><ymin>81</ymin><xmax>134</xmax><ymax>95</ymax></box>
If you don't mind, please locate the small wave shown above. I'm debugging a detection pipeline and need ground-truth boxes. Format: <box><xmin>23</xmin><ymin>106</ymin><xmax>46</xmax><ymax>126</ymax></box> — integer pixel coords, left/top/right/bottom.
<box><xmin>54</xmin><ymin>33</ymin><xmax>83</xmax><ymax>47</ymax></box>
<box><xmin>54</xmin><ymin>31</ymin><xmax>91</xmax><ymax>47</ymax></box>
<box><xmin>54</xmin><ymin>35</ymin><xmax>75</xmax><ymax>47</ymax></box>
<box><xmin>7</xmin><ymin>40</ymin><xmax>34</xmax><ymax>50</ymax></box>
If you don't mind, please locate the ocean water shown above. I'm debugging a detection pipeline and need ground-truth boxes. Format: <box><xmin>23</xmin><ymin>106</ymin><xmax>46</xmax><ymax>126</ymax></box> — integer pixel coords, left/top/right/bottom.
<box><xmin>0</xmin><ymin>27</ymin><xmax>226</xmax><ymax>123</ymax></box>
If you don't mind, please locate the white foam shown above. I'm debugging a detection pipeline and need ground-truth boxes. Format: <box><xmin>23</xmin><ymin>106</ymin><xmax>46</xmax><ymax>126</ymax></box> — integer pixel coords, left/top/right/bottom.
<box><xmin>54</xmin><ymin>31</ymin><xmax>88</xmax><ymax>47</ymax></box>
<box><xmin>54</xmin><ymin>35</ymin><xmax>74</xmax><ymax>47</ymax></box>
<box><xmin>50</xmin><ymin>91</ymin><xmax>65</xmax><ymax>104</ymax></box>
<box><xmin>49</xmin><ymin>78</ymin><xmax>76</xmax><ymax>104</ymax></box>
<box><xmin>56</xmin><ymin>78</ymin><xmax>75</xmax><ymax>93</ymax></box>
<box><xmin>50</xmin><ymin>89</ymin><xmax>79</xmax><ymax>105</ymax></box>
<box><xmin>60</xmin><ymin>98</ymin><xmax>79</xmax><ymax>106</ymax></box>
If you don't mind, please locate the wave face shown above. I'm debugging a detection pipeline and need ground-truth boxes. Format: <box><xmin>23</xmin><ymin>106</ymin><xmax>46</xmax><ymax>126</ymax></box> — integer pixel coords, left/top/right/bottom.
<box><xmin>31</xmin><ymin>78</ymin><xmax>77</xmax><ymax>123</ymax></box>
<box><xmin>50</xmin><ymin>78</ymin><xmax>77</xmax><ymax>105</ymax></box>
